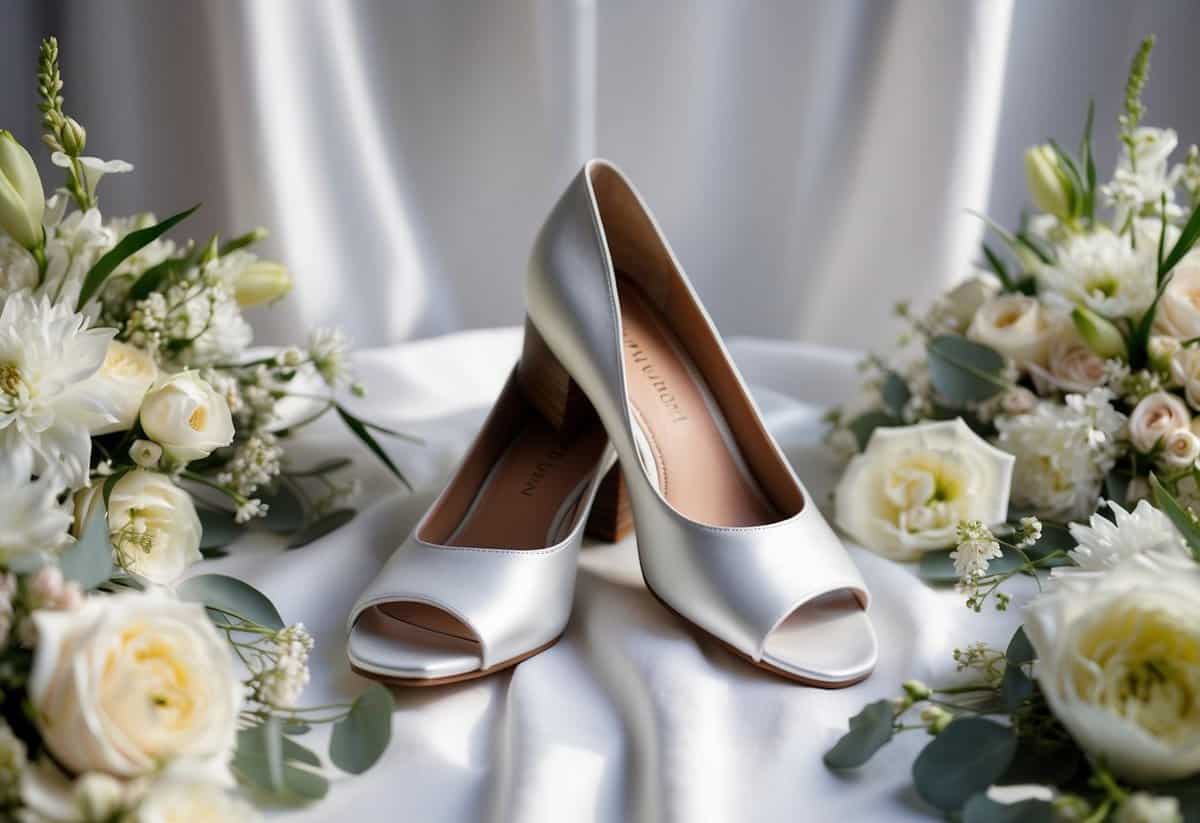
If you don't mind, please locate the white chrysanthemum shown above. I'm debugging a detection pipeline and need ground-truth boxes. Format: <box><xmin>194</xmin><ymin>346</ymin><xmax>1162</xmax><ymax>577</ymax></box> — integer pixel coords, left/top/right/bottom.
<box><xmin>0</xmin><ymin>293</ymin><xmax>118</xmax><ymax>487</ymax></box>
<box><xmin>1038</xmin><ymin>228</ymin><xmax>1156</xmax><ymax>319</ymax></box>
<box><xmin>0</xmin><ymin>446</ymin><xmax>73</xmax><ymax>565</ymax></box>
<box><xmin>1060</xmin><ymin>499</ymin><xmax>1190</xmax><ymax>576</ymax></box>
<box><xmin>994</xmin><ymin>388</ymin><xmax>1128</xmax><ymax>521</ymax></box>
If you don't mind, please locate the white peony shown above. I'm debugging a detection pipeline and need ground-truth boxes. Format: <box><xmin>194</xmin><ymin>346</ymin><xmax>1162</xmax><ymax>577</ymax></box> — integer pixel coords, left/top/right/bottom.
<box><xmin>132</xmin><ymin>774</ymin><xmax>262</xmax><ymax>823</ymax></box>
<box><xmin>140</xmin><ymin>371</ymin><xmax>235</xmax><ymax>462</ymax></box>
<box><xmin>966</xmin><ymin>294</ymin><xmax>1056</xmax><ymax>368</ymax></box>
<box><xmin>0</xmin><ymin>293</ymin><xmax>119</xmax><ymax>487</ymax></box>
<box><xmin>79</xmin><ymin>340</ymin><xmax>158</xmax><ymax>435</ymax></box>
<box><xmin>1026</xmin><ymin>553</ymin><xmax>1200</xmax><ymax>783</ymax></box>
<box><xmin>994</xmin><ymin>389</ymin><xmax>1127</xmax><ymax>521</ymax></box>
<box><xmin>1128</xmin><ymin>391</ymin><xmax>1190</xmax><ymax>453</ymax></box>
<box><xmin>1038</xmin><ymin>228</ymin><xmax>1156</xmax><ymax>319</ymax></box>
<box><xmin>834</xmin><ymin>419</ymin><xmax>1014</xmax><ymax>560</ymax></box>
<box><xmin>1060</xmin><ymin>499</ymin><xmax>1190</xmax><ymax>576</ymax></box>
<box><xmin>28</xmin><ymin>590</ymin><xmax>241</xmax><ymax>783</ymax></box>
<box><xmin>0</xmin><ymin>446</ymin><xmax>72</xmax><ymax>565</ymax></box>
<box><xmin>75</xmin><ymin>470</ymin><xmax>202</xmax><ymax>585</ymax></box>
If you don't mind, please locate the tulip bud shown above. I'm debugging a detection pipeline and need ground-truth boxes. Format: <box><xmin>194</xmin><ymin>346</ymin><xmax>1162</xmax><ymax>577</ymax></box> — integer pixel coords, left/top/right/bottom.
<box><xmin>1071</xmin><ymin>306</ymin><xmax>1126</xmax><ymax>359</ymax></box>
<box><xmin>234</xmin><ymin>260</ymin><xmax>292</xmax><ymax>308</ymax></box>
<box><xmin>1024</xmin><ymin>144</ymin><xmax>1075</xmax><ymax>223</ymax></box>
<box><xmin>0</xmin><ymin>130</ymin><xmax>45</xmax><ymax>250</ymax></box>
<box><xmin>1148</xmin><ymin>335</ymin><xmax>1182</xmax><ymax>374</ymax></box>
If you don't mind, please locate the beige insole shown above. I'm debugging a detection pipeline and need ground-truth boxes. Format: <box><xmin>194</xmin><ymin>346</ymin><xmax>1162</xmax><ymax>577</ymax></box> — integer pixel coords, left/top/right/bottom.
<box><xmin>379</xmin><ymin>416</ymin><xmax>607</xmax><ymax>643</ymax></box>
<box><xmin>617</xmin><ymin>274</ymin><xmax>779</xmax><ymax>527</ymax></box>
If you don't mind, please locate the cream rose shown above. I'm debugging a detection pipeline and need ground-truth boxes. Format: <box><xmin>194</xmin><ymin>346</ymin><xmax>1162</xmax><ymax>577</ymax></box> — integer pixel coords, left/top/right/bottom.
<box><xmin>967</xmin><ymin>294</ymin><xmax>1055</xmax><ymax>367</ymax></box>
<box><xmin>834</xmin><ymin>419</ymin><xmax>1014</xmax><ymax>559</ymax></box>
<box><xmin>1129</xmin><ymin>391</ymin><xmax>1191</xmax><ymax>453</ymax></box>
<box><xmin>1162</xmin><ymin>429</ymin><xmax>1200</xmax><ymax>469</ymax></box>
<box><xmin>28</xmin><ymin>591</ymin><xmax>241</xmax><ymax>783</ymax></box>
<box><xmin>1028</xmin><ymin>328</ymin><xmax>1107</xmax><ymax>395</ymax></box>
<box><xmin>1172</xmin><ymin>347</ymin><xmax>1200</xmax><ymax>411</ymax></box>
<box><xmin>83</xmin><ymin>341</ymin><xmax>159</xmax><ymax>436</ymax></box>
<box><xmin>1026</xmin><ymin>554</ymin><xmax>1200</xmax><ymax>783</ymax></box>
<box><xmin>1154</xmin><ymin>251</ymin><xmax>1200</xmax><ymax>341</ymax></box>
<box><xmin>140</xmin><ymin>372</ymin><xmax>235</xmax><ymax>462</ymax></box>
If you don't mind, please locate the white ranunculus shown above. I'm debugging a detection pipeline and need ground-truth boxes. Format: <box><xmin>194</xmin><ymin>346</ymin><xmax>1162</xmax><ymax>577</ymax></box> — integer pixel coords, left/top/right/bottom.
<box><xmin>133</xmin><ymin>775</ymin><xmax>262</xmax><ymax>823</ymax></box>
<box><xmin>139</xmin><ymin>371</ymin><xmax>235</xmax><ymax>462</ymax></box>
<box><xmin>1172</xmin><ymin>347</ymin><xmax>1200</xmax><ymax>411</ymax></box>
<box><xmin>81</xmin><ymin>341</ymin><xmax>159</xmax><ymax>436</ymax></box>
<box><xmin>74</xmin><ymin>470</ymin><xmax>202</xmax><ymax>585</ymax></box>
<box><xmin>834</xmin><ymin>419</ymin><xmax>1014</xmax><ymax>560</ymax></box>
<box><xmin>28</xmin><ymin>591</ymin><xmax>241</xmax><ymax>783</ymax></box>
<box><xmin>1154</xmin><ymin>252</ymin><xmax>1200</xmax><ymax>342</ymax></box>
<box><xmin>967</xmin><ymin>294</ymin><xmax>1056</xmax><ymax>367</ymax></box>
<box><xmin>1129</xmin><ymin>391</ymin><xmax>1191</xmax><ymax>453</ymax></box>
<box><xmin>1026</xmin><ymin>554</ymin><xmax>1200</xmax><ymax>783</ymax></box>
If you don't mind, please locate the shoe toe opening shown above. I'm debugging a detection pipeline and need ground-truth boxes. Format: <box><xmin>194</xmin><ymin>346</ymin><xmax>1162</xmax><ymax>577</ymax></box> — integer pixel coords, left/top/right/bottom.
<box><xmin>348</xmin><ymin>602</ymin><xmax>483</xmax><ymax>680</ymax></box>
<box><xmin>760</xmin><ymin>590</ymin><xmax>877</xmax><ymax>685</ymax></box>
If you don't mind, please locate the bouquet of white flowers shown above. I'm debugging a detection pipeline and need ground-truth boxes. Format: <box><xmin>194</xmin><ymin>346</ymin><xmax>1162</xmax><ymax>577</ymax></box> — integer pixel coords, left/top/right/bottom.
<box><xmin>0</xmin><ymin>37</ymin><xmax>403</xmax><ymax>821</ymax></box>
<box><xmin>825</xmin><ymin>37</ymin><xmax>1200</xmax><ymax>822</ymax></box>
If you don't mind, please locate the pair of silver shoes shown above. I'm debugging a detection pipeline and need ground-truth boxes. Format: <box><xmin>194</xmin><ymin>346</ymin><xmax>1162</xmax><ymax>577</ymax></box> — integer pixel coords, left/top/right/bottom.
<box><xmin>346</xmin><ymin>160</ymin><xmax>876</xmax><ymax>688</ymax></box>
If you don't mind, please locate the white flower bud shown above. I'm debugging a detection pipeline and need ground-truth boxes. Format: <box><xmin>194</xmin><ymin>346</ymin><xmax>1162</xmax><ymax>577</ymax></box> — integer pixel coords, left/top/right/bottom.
<box><xmin>129</xmin><ymin>439</ymin><xmax>163</xmax><ymax>468</ymax></box>
<box><xmin>1071</xmin><ymin>306</ymin><xmax>1126</xmax><ymax>359</ymax></box>
<box><xmin>0</xmin><ymin>130</ymin><xmax>45</xmax><ymax>250</ymax></box>
<box><xmin>1025</xmin><ymin>144</ymin><xmax>1075</xmax><ymax>223</ymax></box>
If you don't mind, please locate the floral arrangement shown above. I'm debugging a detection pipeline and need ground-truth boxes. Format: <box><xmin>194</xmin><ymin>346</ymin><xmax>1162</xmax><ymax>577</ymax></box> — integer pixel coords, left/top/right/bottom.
<box><xmin>824</xmin><ymin>37</ymin><xmax>1200</xmax><ymax>822</ymax></box>
<box><xmin>0</xmin><ymin>38</ymin><xmax>407</xmax><ymax>821</ymax></box>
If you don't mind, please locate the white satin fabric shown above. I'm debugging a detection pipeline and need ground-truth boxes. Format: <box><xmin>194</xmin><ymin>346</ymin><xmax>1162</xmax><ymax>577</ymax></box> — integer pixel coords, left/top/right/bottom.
<box><xmin>5</xmin><ymin>2</ymin><xmax>1200</xmax><ymax>352</ymax></box>
<box><xmin>193</xmin><ymin>327</ymin><xmax>1023</xmax><ymax>822</ymax></box>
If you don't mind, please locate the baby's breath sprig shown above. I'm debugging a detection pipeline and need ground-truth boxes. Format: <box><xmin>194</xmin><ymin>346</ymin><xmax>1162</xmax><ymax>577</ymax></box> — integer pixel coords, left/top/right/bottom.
<box><xmin>36</xmin><ymin>36</ymin><xmax>92</xmax><ymax>210</ymax></box>
<box><xmin>1119</xmin><ymin>36</ymin><xmax>1155</xmax><ymax>171</ymax></box>
<box><xmin>953</xmin><ymin>516</ymin><xmax>1062</xmax><ymax>612</ymax></box>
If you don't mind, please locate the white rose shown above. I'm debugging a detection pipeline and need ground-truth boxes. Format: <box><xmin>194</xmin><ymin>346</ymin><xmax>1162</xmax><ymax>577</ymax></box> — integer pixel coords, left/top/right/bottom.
<box><xmin>1171</xmin><ymin>347</ymin><xmax>1200</xmax><ymax>411</ymax></box>
<box><xmin>1128</xmin><ymin>391</ymin><xmax>1191</xmax><ymax>453</ymax></box>
<box><xmin>1162</xmin><ymin>429</ymin><xmax>1200</xmax><ymax>469</ymax></box>
<box><xmin>140</xmin><ymin>372</ymin><xmax>235</xmax><ymax>462</ymax></box>
<box><xmin>133</xmin><ymin>775</ymin><xmax>261</xmax><ymax>823</ymax></box>
<box><xmin>967</xmin><ymin>294</ymin><xmax>1055</xmax><ymax>367</ymax></box>
<box><xmin>74</xmin><ymin>470</ymin><xmax>202</xmax><ymax>585</ymax></box>
<box><xmin>1028</xmin><ymin>328</ymin><xmax>1107</xmax><ymax>395</ymax></box>
<box><xmin>28</xmin><ymin>591</ymin><xmax>241</xmax><ymax>783</ymax></box>
<box><xmin>834</xmin><ymin>419</ymin><xmax>1014</xmax><ymax>560</ymax></box>
<box><xmin>1027</xmin><ymin>554</ymin><xmax>1200</xmax><ymax>783</ymax></box>
<box><xmin>1155</xmin><ymin>252</ymin><xmax>1200</xmax><ymax>341</ymax></box>
<box><xmin>82</xmin><ymin>341</ymin><xmax>159</xmax><ymax>435</ymax></box>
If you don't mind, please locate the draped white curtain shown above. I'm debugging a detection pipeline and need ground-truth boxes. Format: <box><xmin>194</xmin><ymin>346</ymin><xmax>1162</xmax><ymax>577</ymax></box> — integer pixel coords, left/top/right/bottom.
<box><xmin>2</xmin><ymin>1</ymin><xmax>1200</xmax><ymax>351</ymax></box>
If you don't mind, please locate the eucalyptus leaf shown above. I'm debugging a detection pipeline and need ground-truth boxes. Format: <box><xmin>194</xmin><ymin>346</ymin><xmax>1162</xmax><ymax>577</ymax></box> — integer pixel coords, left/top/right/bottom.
<box><xmin>846</xmin><ymin>411</ymin><xmax>899</xmax><ymax>451</ymax></box>
<box><xmin>330</xmin><ymin>684</ymin><xmax>394</xmax><ymax>774</ymax></box>
<box><xmin>232</xmin><ymin>723</ymin><xmax>328</xmax><ymax>804</ymax></box>
<box><xmin>998</xmin><ymin>739</ymin><xmax>1081</xmax><ymax>787</ymax></box>
<box><xmin>962</xmin><ymin>794</ymin><xmax>1056</xmax><ymax>823</ymax></box>
<box><xmin>259</xmin><ymin>483</ymin><xmax>307</xmax><ymax>534</ymax></box>
<box><xmin>287</xmin><ymin>509</ymin><xmax>357</xmax><ymax>549</ymax></box>
<box><xmin>1151</xmin><ymin>474</ymin><xmax>1200</xmax><ymax>560</ymax></box>
<box><xmin>823</xmin><ymin>700</ymin><xmax>895</xmax><ymax>770</ymax></box>
<box><xmin>177</xmin><ymin>574</ymin><xmax>284</xmax><ymax>630</ymax></box>
<box><xmin>912</xmin><ymin>718</ymin><xmax>1018</xmax><ymax>812</ymax></box>
<box><xmin>336</xmin><ymin>404</ymin><xmax>413</xmax><ymax>490</ymax></box>
<box><xmin>76</xmin><ymin>205</ymin><xmax>198</xmax><ymax>310</ymax></box>
<box><xmin>881</xmin><ymin>372</ymin><xmax>911</xmax><ymax>418</ymax></box>
<box><xmin>926</xmin><ymin>335</ymin><xmax>1007</xmax><ymax>407</ymax></box>
<box><xmin>1000</xmin><ymin>664</ymin><xmax>1033</xmax><ymax>711</ymax></box>
<box><xmin>1005</xmin><ymin>627</ymin><xmax>1035</xmax><ymax>665</ymax></box>
<box><xmin>198</xmin><ymin>506</ymin><xmax>245</xmax><ymax>550</ymax></box>
<box><xmin>59</xmin><ymin>500</ymin><xmax>114</xmax><ymax>589</ymax></box>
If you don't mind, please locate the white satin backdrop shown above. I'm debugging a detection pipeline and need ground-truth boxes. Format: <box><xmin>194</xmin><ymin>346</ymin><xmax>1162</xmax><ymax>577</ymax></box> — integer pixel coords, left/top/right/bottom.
<box><xmin>194</xmin><ymin>328</ymin><xmax>1024</xmax><ymax>822</ymax></box>
<box><xmin>5</xmin><ymin>2</ymin><xmax>1200</xmax><ymax>351</ymax></box>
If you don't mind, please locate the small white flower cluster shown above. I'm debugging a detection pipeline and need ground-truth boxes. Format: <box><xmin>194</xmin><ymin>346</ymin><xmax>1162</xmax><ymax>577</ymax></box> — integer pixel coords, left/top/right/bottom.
<box><xmin>216</xmin><ymin>431</ymin><xmax>282</xmax><ymax>501</ymax></box>
<box><xmin>308</xmin><ymin>327</ymin><xmax>353</xmax><ymax>388</ymax></box>
<box><xmin>252</xmin><ymin>623</ymin><xmax>314</xmax><ymax>708</ymax></box>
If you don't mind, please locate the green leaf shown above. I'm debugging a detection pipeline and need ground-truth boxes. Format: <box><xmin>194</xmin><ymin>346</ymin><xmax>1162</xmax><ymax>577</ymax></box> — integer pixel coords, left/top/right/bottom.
<box><xmin>823</xmin><ymin>700</ymin><xmax>895</xmax><ymax>769</ymax></box>
<box><xmin>981</xmin><ymin>244</ymin><xmax>1013</xmax><ymax>289</ymax></box>
<box><xmin>177</xmin><ymin>573</ymin><xmax>284</xmax><ymax>630</ymax></box>
<box><xmin>287</xmin><ymin>509</ymin><xmax>357</xmax><ymax>549</ymax></box>
<box><xmin>1005</xmin><ymin>627</ymin><xmax>1035</xmax><ymax>665</ymax></box>
<box><xmin>59</xmin><ymin>500</ymin><xmax>114</xmax><ymax>589</ymax></box>
<box><xmin>285</xmin><ymin>457</ymin><xmax>353</xmax><ymax>478</ymax></box>
<box><xmin>912</xmin><ymin>718</ymin><xmax>1018</xmax><ymax>812</ymax></box>
<box><xmin>962</xmin><ymin>794</ymin><xmax>1056</xmax><ymax>823</ymax></box>
<box><xmin>880</xmin><ymin>373</ymin><xmax>911</xmax><ymax>418</ymax></box>
<box><xmin>75</xmin><ymin>205</ymin><xmax>198</xmax><ymax>310</ymax></box>
<box><xmin>926</xmin><ymin>335</ymin><xmax>1007</xmax><ymax>407</ymax></box>
<box><xmin>259</xmin><ymin>483</ymin><xmax>307</xmax><ymax>534</ymax></box>
<box><xmin>330</xmin><ymin>684</ymin><xmax>394</xmax><ymax>774</ymax></box>
<box><xmin>127</xmin><ymin>257</ymin><xmax>185</xmax><ymax>302</ymax></box>
<box><xmin>1160</xmin><ymin>198</ymin><xmax>1200</xmax><ymax>278</ymax></box>
<box><xmin>336</xmin><ymin>404</ymin><xmax>412</xmax><ymax>490</ymax></box>
<box><xmin>1000</xmin><ymin>664</ymin><xmax>1033</xmax><ymax>711</ymax></box>
<box><xmin>846</xmin><ymin>411</ymin><xmax>899</xmax><ymax>451</ymax></box>
<box><xmin>1151</xmin><ymin>474</ymin><xmax>1200</xmax><ymax>560</ymax></box>
<box><xmin>232</xmin><ymin>722</ymin><xmax>328</xmax><ymax>804</ymax></box>
<box><xmin>198</xmin><ymin>506</ymin><xmax>245</xmax><ymax>550</ymax></box>
<box><xmin>1080</xmin><ymin>100</ymin><xmax>1096</xmax><ymax>221</ymax></box>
